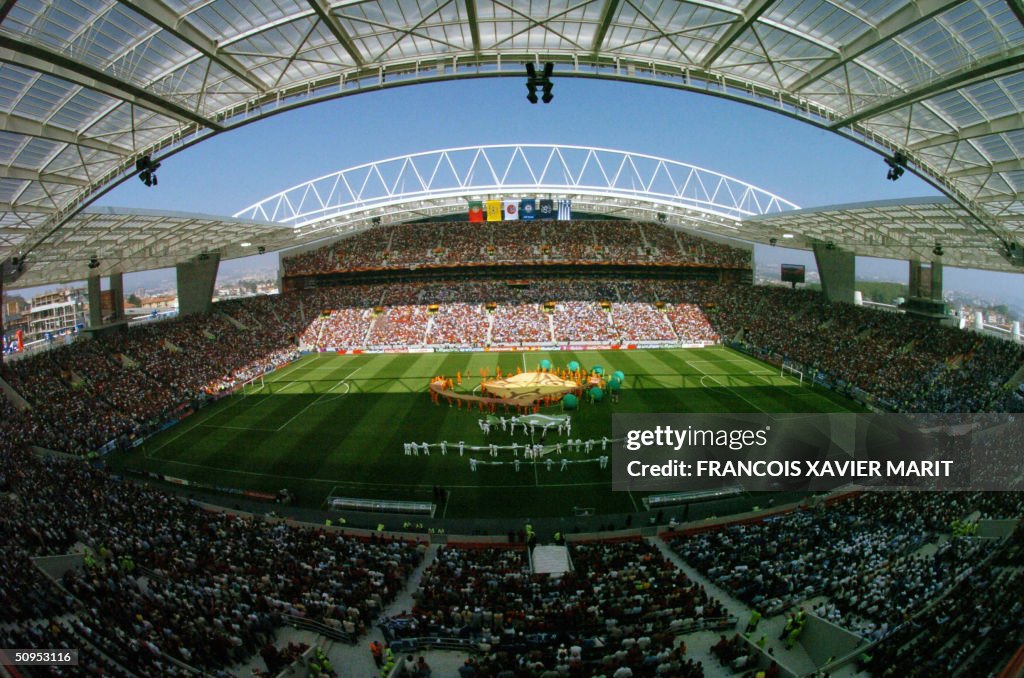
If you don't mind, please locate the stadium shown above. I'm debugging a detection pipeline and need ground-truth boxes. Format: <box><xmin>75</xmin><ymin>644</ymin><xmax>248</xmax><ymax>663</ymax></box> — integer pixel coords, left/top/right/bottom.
<box><xmin>1</xmin><ymin>1</ymin><xmax>1024</xmax><ymax>678</ymax></box>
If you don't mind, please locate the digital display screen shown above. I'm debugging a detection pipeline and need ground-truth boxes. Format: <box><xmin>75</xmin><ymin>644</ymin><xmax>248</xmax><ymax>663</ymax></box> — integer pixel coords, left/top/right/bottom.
<box><xmin>781</xmin><ymin>264</ymin><xmax>806</xmax><ymax>283</ymax></box>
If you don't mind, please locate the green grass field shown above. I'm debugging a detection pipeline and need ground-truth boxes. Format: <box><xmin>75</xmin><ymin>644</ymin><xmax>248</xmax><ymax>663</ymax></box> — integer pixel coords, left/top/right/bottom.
<box><xmin>108</xmin><ymin>346</ymin><xmax>862</xmax><ymax>520</ymax></box>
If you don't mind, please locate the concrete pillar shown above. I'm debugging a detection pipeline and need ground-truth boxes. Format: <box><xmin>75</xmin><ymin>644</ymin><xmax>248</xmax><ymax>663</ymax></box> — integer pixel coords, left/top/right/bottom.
<box><xmin>176</xmin><ymin>254</ymin><xmax>220</xmax><ymax>316</ymax></box>
<box><xmin>908</xmin><ymin>259</ymin><xmax>921</xmax><ymax>298</ymax></box>
<box><xmin>1012</xmin><ymin>320</ymin><xmax>1021</xmax><ymax>341</ymax></box>
<box><xmin>812</xmin><ymin>244</ymin><xmax>856</xmax><ymax>304</ymax></box>
<box><xmin>930</xmin><ymin>260</ymin><xmax>943</xmax><ymax>301</ymax></box>
<box><xmin>87</xmin><ymin>274</ymin><xmax>102</xmax><ymax>327</ymax></box>
<box><xmin>853</xmin><ymin>290</ymin><xmax>863</xmax><ymax>306</ymax></box>
<box><xmin>974</xmin><ymin>311</ymin><xmax>985</xmax><ymax>331</ymax></box>
<box><xmin>908</xmin><ymin>260</ymin><xmax>943</xmax><ymax>301</ymax></box>
<box><xmin>108</xmin><ymin>272</ymin><xmax>125</xmax><ymax>322</ymax></box>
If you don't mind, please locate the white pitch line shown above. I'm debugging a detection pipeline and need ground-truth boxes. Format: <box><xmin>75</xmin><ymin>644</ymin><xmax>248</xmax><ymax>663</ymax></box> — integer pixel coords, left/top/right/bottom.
<box><xmin>145</xmin><ymin>394</ymin><xmax>247</xmax><ymax>458</ymax></box>
<box><xmin>314</xmin><ymin>381</ymin><xmax>352</xmax><ymax>406</ymax></box>
<box><xmin>275</xmin><ymin>365</ymin><xmax>365</xmax><ymax>431</ymax></box>
<box><xmin>689</xmin><ymin>357</ymin><xmax>777</xmax><ymax>421</ymax></box>
<box><xmin>198</xmin><ymin>423</ymin><xmax>279</xmax><ymax>432</ymax></box>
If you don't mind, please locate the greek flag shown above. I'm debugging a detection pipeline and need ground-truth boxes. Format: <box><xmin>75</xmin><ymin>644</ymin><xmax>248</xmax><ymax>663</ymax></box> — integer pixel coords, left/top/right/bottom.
<box><xmin>557</xmin><ymin>199</ymin><xmax>572</xmax><ymax>220</ymax></box>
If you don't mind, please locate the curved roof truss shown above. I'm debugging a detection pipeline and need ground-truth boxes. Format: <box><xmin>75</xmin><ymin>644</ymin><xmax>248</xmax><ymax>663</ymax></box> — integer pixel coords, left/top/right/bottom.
<box><xmin>234</xmin><ymin>144</ymin><xmax>798</xmax><ymax>229</ymax></box>
<box><xmin>0</xmin><ymin>0</ymin><xmax>1020</xmax><ymax>275</ymax></box>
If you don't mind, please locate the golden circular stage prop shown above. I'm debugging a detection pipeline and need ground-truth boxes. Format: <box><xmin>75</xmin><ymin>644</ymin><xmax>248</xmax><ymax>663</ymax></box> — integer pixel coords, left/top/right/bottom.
<box><xmin>482</xmin><ymin>371</ymin><xmax>580</xmax><ymax>403</ymax></box>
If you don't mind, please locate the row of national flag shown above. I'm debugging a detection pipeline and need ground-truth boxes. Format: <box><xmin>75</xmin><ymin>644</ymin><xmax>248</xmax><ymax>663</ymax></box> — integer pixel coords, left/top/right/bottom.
<box><xmin>468</xmin><ymin>199</ymin><xmax>572</xmax><ymax>222</ymax></box>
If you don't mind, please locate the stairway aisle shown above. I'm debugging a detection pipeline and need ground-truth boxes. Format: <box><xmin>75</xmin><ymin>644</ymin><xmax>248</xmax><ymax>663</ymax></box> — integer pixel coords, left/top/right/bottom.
<box><xmin>649</xmin><ymin>536</ymin><xmax>819</xmax><ymax>676</ymax></box>
<box><xmin>324</xmin><ymin>542</ymin><xmax>439</xmax><ymax>677</ymax></box>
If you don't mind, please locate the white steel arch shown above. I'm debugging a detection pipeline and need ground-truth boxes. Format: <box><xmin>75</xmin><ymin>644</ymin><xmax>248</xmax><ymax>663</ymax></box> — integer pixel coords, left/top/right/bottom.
<box><xmin>234</xmin><ymin>144</ymin><xmax>798</xmax><ymax>237</ymax></box>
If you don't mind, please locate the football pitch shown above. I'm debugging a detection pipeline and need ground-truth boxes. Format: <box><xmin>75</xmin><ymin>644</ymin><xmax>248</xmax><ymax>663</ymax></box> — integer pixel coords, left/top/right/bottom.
<box><xmin>109</xmin><ymin>346</ymin><xmax>862</xmax><ymax>520</ymax></box>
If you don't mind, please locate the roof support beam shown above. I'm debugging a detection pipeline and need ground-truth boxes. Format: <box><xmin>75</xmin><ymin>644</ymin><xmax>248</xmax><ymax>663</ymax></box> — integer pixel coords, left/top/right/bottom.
<box><xmin>590</xmin><ymin>0</ymin><xmax>620</xmax><ymax>54</ymax></box>
<box><xmin>830</xmin><ymin>50</ymin><xmax>1024</xmax><ymax>129</ymax></box>
<box><xmin>790</xmin><ymin>0</ymin><xmax>968</xmax><ymax>92</ymax></box>
<box><xmin>306</xmin><ymin>0</ymin><xmax>365</xmax><ymax>68</ymax></box>
<box><xmin>907</xmin><ymin>111</ymin><xmax>1024</xmax><ymax>150</ymax></box>
<box><xmin>0</xmin><ymin>203</ymin><xmax>56</xmax><ymax>214</ymax></box>
<box><xmin>1006</xmin><ymin>0</ymin><xmax>1024</xmax><ymax>28</ymax></box>
<box><xmin>463</xmin><ymin>0</ymin><xmax>481</xmax><ymax>53</ymax></box>
<box><xmin>947</xmin><ymin>158</ymin><xmax>1023</xmax><ymax>178</ymax></box>
<box><xmin>701</xmin><ymin>0</ymin><xmax>779</xmax><ymax>68</ymax></box>
<box><xmin>0</xmin><ymin>112</ymin><xmax>129</xmax><ymax>156</ymax></box>
<box><xmin>113</xmin><ymin>0</ymin><xmax>269</xmax><ymax>93</ymax></box>
<box><xmin>0</xmin><ymin>166</ymin><xmax>90</xmax><ymax>187</ymax></box>
<box><xmin>0</xmin><ymin>36</ymin><xmax>223</xmax><ymax>132</ymax></box>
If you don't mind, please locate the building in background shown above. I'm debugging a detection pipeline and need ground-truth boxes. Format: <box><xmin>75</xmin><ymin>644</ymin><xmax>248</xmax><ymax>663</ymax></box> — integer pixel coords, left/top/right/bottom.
<box><xmin>25</xmin><ymin>288</ymin><xmax>87</xmax><ymax>343</ymax></box>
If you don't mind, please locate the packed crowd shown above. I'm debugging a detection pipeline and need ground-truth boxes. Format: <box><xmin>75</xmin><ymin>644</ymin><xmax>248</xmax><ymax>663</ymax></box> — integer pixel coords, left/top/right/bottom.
<box><xmin>823</xmin><ymin>536</ymin><xmax>996</xmax><ymax>639</ymax></box>
<box><xmin>689</xmin><ymin>283</ymin><xmax>1024</xmax><ymax>412</ymax></box>
<box><xmin>0</xmin><ymin>420</ymin><xmax>424</xmax><ymax>675</ymax></box>
<box><xmin>552</xmin><ymin>301</ymin><xmax>619</xmax><ymax>343</ymax></box>
<box><xmin>611</xmin><ymin>303</ymin><xmax>677</xmax><ymax>342</ymax></box>
<box><xmin>490</xmin><ymin>304</ymin><xmax>553</xmax><ymax>344</ymax></box>
<box><xmin>368</xmin><ymin>305</ymin><xmax>430</xmax><ymax>347</ymax></box>
<box><xmin>299</xmin><ymin>279</ymin><xmax>726</xmax><ymax>349</ymax></box>
<box><xmin>381</xmin><ymin>538</ymin><xmax>728</xmax><ymax>676</ymax></box>
<box><xmin>863</xmin><ymin>524</ymin><xmax>1024</xmax><ymax>677</ymax></box>
<box><xmin>667</xmin><ymin>492</ymin><xmax>1021</xmax><ymax>637</ymax></box>
<box><xmin>281</xmin><ymin>221</ymin><xmax>753</xmax><ymax>275</ymax></box>
<box><xmin>2</xmin><ymin>298</ymin><xmax>302</xmax><ymax>454</ymax></box>
<box><xmin>426</xmin><ymin>302</ymin><xmax>490</xmax><ymax>346</ymax></box>
<box><xmin>665</xmin><ymin>304</ymin><xmax>719</xmax><ymax>343</ymax></box>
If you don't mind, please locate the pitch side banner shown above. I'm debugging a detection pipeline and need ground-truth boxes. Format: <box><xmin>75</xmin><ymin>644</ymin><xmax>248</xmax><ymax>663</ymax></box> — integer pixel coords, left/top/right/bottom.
<box><xmin>612</xmin><ymin>412</ymin><xmax>1024</xmax><ymax>492</ymax></box>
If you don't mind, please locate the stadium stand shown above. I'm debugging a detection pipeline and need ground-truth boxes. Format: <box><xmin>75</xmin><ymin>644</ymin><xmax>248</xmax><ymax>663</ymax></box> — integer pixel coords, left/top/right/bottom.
<box><xmin>664</xmin><ymin>492</ymin><xmax>1023</xmax><ymax>633</ymax></box>
<box><xmin>281</xmin><ymin>221</ymin><xmax>753</xmax><ymax>276</ymax></box>
<box><xmin>0</xmin><ymin>410</ymin><xmax>424</xmax><ymax>674</ymax></box>
<box><xmin>860</xmin><ymin>523</ymin><xmax>1024</xmax><ymax>677</ymax></box>
<box><xmin>381</xmin><ymin>538</ymin><xmax>728</xmax><ymax>676</ymax></box>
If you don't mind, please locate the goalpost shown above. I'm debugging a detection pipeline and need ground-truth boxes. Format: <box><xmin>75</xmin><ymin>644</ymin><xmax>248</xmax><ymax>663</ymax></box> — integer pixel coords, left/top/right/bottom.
<box><xmin>238</xmin><ymin>373</ymin><xmax>266</xmax><ymax>396</ymax></box>
<box><xmin>780</xmin><ymin>363</ymin><xmax>804</xmax><ymax>386</ymax></box>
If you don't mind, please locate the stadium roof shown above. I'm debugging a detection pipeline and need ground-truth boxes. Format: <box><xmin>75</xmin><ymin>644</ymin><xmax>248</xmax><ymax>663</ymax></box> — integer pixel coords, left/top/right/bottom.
<box><xmin>746</xmin><ymin>197</ymin><xmax>1024</xmax><ymax>271</ymax></box>
<box><xmin>1</xmin><ymin>0</ymin><xmax>1023</xmax><ymax>282</ymax></box>
<box><xmin>6</xmin><ymin>206</ymin><xmax>290</xmax><ymax>287</ymax></box>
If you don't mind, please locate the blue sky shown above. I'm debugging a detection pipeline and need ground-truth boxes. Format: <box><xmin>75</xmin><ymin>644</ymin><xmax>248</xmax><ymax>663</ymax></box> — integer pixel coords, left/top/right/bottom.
<box><xmin>32</xmin><ymin>77</ymin><xmax>1024</xmax><ymax>307</ymax></box>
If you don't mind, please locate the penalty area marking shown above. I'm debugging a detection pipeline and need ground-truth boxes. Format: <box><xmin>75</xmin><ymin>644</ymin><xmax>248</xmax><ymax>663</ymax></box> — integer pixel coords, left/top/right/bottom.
<box><xmin>275</xmin><ymin>366</ymin><xmax>364</xmax><ymax>431</ymax></box>
<box><xmin>691</xmin><ymin>360</ymin><xmax>777</xmax><ymax>421</ymax></box>
<box><xmin>313</xmin><ymin>381</ymin><xmax>352</xmax><ymax>406</ymax></box>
